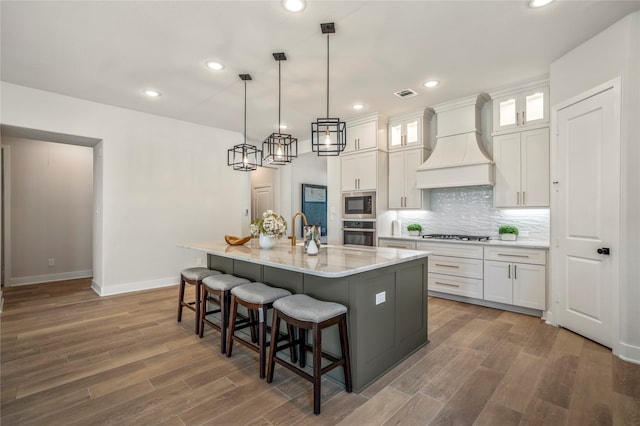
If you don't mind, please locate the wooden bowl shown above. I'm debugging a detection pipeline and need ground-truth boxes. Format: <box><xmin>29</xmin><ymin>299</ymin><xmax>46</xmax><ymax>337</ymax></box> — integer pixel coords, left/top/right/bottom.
<box><xmin>225</xmin><ymin>235</ymin><xmax>251</xmax><ymax>246</ymax></box>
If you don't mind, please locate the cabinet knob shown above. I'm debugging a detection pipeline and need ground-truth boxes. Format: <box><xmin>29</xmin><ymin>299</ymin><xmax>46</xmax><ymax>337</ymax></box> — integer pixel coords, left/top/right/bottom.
<box><xmin>597</xmin><ymin>247</ymin><xmax>610</xmax><ymax>255</ymax></box>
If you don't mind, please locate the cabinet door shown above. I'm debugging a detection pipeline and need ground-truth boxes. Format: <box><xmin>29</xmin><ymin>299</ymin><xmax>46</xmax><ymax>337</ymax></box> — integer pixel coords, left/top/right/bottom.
<box><xmin>522</xmin><ymin>86</ymin><xmax>549</xmax><ymax>127</ymax></box>
<box><xmin>388</xmin><ymin>151</ymin><xmax>405</xmax><ymax>208</ymax></box>
<box><xmin>521</xmin><ymin>128</ymin><xmax>549</xmax><ymax>207</ymax></box>
<box><xmin>389</xmin><ymin>123</ymin><xmax>404</xmax><ymax>149</ymax></box>
<box><xmin>403</xmin><ymin>150</ymin><xmax>423</xmax><ymax>208</ymax></box>
<box><xmin>341</xmin><ymin>156</ymin><xmax>358</xmax><ymax>191</ymax></box>
<box><xmin>483</xmin><ymin>260</ymin><xmax>513</xmax><ymax>304</ymax></box>
<box><xmin>357</xmin><ymin>151</ymin><xmax>378</xmax><ymax>191</ymax></box>
<box><xmin>494</xmin><ymin>95</ymin><xmax>519</xmax><ymax>133</ymax></box>
<box><xmin>345</xmin><ymin>120</ymin><xmax>377</xmax><ymax>153</ymax></box>
<box><xmin>404</xmin><ymin>118</ymin><xmax>421</xmax><ymax>147</ymax></box>
<box><xmin>494</xmin><ymin>133</ymin><xmax>522</xmax><ymax>207</ymax></box>
<box><xmin>513</xmin><ymin>263</ymin><xmax>545</xmax><ymax>310</ymax></box>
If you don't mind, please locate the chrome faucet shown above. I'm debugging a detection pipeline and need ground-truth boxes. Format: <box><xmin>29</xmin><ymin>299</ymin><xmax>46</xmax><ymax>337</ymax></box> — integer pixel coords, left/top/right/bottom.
<box><xmin>289</xmin><ymin>212</ymin><xmax>308</xmax><ymax>246</ymax></box>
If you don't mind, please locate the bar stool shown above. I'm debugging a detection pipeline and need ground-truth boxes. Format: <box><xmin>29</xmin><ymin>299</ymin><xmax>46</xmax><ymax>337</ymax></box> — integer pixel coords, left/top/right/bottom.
<box><xmin>226</xmin><ymin>282</ymin><xmax>292</xmax><ymax>378</ymax></box>
<box><xmin>177</xmin><ymin>267</ymin><xmax>221</xmax><ymax>334</ymax></box>
<box><xmin>199</xmin><ymin>274</ymin><xmax>250</xmax><ymax>354</ymax></box>
<box><xmin>266</xmin><ymin>294</ymin><xmax>352</xmax><ymax>415</ymax></box>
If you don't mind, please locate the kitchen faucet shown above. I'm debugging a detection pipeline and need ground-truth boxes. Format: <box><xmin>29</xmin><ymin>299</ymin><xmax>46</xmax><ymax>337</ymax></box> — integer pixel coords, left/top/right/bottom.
<box><xmin>289</xmin><ymin>212</ymin><xmax>308</xmax><ymax>246</ymax></box>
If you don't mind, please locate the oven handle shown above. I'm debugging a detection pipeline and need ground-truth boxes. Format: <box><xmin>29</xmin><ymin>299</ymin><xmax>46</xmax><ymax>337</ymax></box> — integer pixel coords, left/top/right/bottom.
<box><xmin>342</xmin><ymin>228</ymin><xmax>376</xmax><ymax>232</ymax></box>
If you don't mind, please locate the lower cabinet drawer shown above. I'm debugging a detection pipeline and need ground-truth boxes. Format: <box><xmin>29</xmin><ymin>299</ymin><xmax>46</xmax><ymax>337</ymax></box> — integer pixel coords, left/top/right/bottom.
<box><xmin>428</xmin><ymin>256</ymin><xmax>483</xmax><ymax>279</ymax></box>
<box><xmin>428</xmin><ymin>273</ymin><xmax>483</xmax><ymax>299</ymax></box>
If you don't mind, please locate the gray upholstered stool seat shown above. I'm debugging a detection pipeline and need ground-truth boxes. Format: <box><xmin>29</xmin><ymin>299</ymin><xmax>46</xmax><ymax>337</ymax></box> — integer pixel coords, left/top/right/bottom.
<box><xmin>230</xmin><ymin>282</ymin><xmax>291</xmax><ymax>304</ymax></box>
<box><xmin>199</xmin><ymin>274</ymin><xmax>251</xmax><ymax>353</ymax></box>
<box><xmin>267</xmin><ymin>294</ymin><xmax>352</xmax><ymax>415</ymax></box>
<box><xmin>273</xmin><ymin>294</ymin><xmax>347</xmax><ymax>323</ymax></box>
<box><xmin>177</xmin><ymin>267</ymin><xmax>222</xmax><ymax>335</ymax></box>
<box><xmin>226</xmin><ymin>282</ymin><xmax>293</xmax><ymax>378</ymax></box>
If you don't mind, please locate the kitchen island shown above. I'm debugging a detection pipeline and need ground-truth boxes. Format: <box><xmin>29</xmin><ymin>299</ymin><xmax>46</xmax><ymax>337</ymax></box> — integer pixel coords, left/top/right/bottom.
<box><xmin>179</xmin><ymin>240</ymin><xmax>430</xmax><ymax>392</ymax></box>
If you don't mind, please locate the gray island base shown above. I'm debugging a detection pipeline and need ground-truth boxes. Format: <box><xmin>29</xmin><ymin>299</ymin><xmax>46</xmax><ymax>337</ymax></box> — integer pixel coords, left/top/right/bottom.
<box><xmin>179</xmin><ymin>240</ymin><xmax>430</xmax><ymax>392</ymax></box>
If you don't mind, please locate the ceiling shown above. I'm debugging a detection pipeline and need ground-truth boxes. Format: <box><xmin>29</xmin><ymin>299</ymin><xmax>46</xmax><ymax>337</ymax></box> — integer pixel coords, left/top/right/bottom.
<box><xmin>2</xmin><ymin>1</ymin><xmax>638</xmax><ymax>146</ymax></box>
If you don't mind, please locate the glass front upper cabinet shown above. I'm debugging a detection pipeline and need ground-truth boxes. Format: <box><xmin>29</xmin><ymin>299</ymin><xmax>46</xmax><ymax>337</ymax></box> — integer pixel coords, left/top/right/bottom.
<box><xmin>492</xmin><ymin>85</ymin><xmax>549</xmax><ymax>134</ymax></box>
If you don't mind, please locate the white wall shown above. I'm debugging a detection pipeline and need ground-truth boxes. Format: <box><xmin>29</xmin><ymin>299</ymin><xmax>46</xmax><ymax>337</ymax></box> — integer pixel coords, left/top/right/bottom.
<box><xmin>1</xmin><ymin>82</ymin><xmax>251</xmax><ymax>295</ymax></box>
<box><xmin>3</xmin><ymin>137</ymin><xmax>93</xmax><ymax>284</ymax></box>
<box><xmin>550</xmin><ymin>11</ymin><xmax>640</xmax><ymax>362</ymax></box>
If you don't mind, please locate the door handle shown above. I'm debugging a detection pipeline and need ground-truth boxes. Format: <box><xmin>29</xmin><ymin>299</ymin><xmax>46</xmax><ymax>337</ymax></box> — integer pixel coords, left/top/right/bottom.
<box><xmin>597</xmin><ymin>247</ymin><xmax>611</xmax><ymax>255</ymax></box>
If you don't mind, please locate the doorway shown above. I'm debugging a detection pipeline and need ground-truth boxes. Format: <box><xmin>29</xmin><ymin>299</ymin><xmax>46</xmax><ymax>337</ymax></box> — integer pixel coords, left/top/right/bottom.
<box><xmin>551</xmin><ymin>79</ymin><xmax>621</xmax><ymax>348</ymax></box>
<box><xmin>0</xmin><ymin>125</ymin><xmax>101</xmax><ymax>289</ymax></box>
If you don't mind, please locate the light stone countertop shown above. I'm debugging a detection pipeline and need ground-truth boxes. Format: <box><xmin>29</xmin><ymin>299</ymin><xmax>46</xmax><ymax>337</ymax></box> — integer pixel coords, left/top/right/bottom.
<box><xmin>379</xmin><ymin>235</ymin><xmax>550</xmax><ymax>249</ymax></box>
<box><xmin>179</xmin><ymin>240</ymin><xmax>431</xmax><ymax>278</ymax></box>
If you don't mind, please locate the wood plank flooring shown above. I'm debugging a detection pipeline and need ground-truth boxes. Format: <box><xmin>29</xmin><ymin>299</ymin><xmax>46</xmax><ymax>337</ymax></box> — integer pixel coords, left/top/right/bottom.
<box><xmin>2</xmin><ymin>279</ymin><xmax>639</xmax><ymax>425</ymax></box>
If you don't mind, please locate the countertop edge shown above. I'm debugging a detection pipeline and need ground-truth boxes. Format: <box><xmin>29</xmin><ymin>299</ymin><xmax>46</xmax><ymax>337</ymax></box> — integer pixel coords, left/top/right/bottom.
<box><xmin>378</xmin><ymin>235</ymin><xmax>550</xmax><ymax>249</ymax></box>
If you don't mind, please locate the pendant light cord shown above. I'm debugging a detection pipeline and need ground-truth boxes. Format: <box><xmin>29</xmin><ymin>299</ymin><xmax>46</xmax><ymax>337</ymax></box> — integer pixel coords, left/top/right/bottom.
<box><xmin>278</xmin><ymin>60</ymin><xmax>282</xmax><ymax>130</ymax></box>
<box><xmin>243</xmin><ymin>80</ymin><xmax>247</xmax><ymax>144</ymax></box>
<box><xmin>326</xmin><ymin>33</ymin><xmax>330</xmax><ymax>118</ymax></box>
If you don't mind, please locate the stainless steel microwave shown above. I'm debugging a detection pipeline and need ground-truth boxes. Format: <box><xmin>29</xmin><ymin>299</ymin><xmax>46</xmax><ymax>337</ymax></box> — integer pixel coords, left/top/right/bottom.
<box><xmin>343</xmin><ymin>191</ymin><xmax>376</xmax><ymax>219</ymax></box>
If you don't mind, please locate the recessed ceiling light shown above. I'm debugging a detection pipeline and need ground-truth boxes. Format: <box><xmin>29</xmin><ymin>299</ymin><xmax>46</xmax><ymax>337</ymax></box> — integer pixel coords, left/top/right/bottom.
<box><xmin>423</xmin><ymin>80</ymin><xmax>440</xmax><ymax>88</ymax></box>
<box><xmin>282</xmin><ymin>0</ymin><xmax>306</xmax><ymax>12</ymax></box>
<box><xmin>144</xmin><ymin>89</ymin><xmax>161</xmax><ymax>97</ymax></box>
<box><xmin>529</xmin><ymin>0</ymin><xmax>554</xmax><ymax>8</ymax></box>
<box><xmin>206</xmin><ymin>61</ymin><xmax>225</xmax><ymax>71</ymax></box>
<box><xmin>352</xmin><ymin>103</ymin><xmax>364</xmax><ymax>110</ymax></box>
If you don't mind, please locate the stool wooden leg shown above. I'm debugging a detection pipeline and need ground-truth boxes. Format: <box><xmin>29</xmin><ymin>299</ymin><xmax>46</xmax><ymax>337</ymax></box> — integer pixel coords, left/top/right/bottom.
<box><xmin>258</xmin><ymin>305</ymin><xmax>267</xmax><ymax>379</ymax></box>
<box><xmin>198</xmin><ymin>286</ymin><xmax>207</xmax><ymax>338</ymax></box>
<box><xmin>194</xmin><ymin>281</ymin><xmax>201</xmax><ymax>335</ymax></box>
<box><xmin>287</xmin><ymin>324</ymin><xmax>297</xmax><ymax>364</ymax></box>
<box><xmin>339</xmin><ymin>316</ymin><xmax>353</xmax><ymax>393</ymax></box>
<box><xmin>299</xmin><ymin>328</ymin><xmax>307</xmax><ymax>368</ymax></box>
<box><xmin>248</xmin><ymin>310</ymin><xmax>258</xmax><ymax>343</ymax></box>
<box><xmin>226</xmin><ymin>295</ymin><xmax>238</xmax><ymax>357</ymax></box>
<box><xmin>313</xmin><ymin>323</ymin><xmax>322</xmax><ymax>415</ymax></box>
<box><xmin>177</xmin><ymin>277</ymin><xmax>186</xmax><ymax>322</ymax></box>
<box><xmin>266</xmin><ymin>312</ymin><xmax>281</xmax><ymax>384</ymax></box>
<box><xmin>219</xmin><ymin>291</ymin><xmax>229</xmax><ymax>354</ymax></box>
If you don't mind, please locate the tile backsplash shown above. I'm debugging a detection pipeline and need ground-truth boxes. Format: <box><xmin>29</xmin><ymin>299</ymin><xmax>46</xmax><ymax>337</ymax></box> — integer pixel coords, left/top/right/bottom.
<box><xmin>395</xmin><ymin>186</ymin><xmax>550</xmax><ymax>240</ymax></box>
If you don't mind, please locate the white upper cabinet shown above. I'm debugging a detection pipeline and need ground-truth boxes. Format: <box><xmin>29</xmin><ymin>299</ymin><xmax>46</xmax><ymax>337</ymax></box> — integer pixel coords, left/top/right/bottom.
<box><xmin>494</xmin><ymin>128</ymin><xmax>550</xmax><ymax>208</ymax></box>
<box><xmin>341</xmin><ymin>151</ymin><xmax>379</xmax><ymax>192</ymax></box>
<box><xmin>388</xmin><ymin>109</ymin><xmax>433</xmax><ymax>150</ymax></box>
<box><xmin>489</xmin><ymin>80</ymin><xmax>549</xmax><ymax>135</ymax></box>
<box><xmin>344</xmin><ymin>113</ymin><xmax>387</xmax><ymax>154</ymax></box>
<box><xmin>388</xmin><ymin>149</ymin><xmax>429</xmax><ymax>209</ymax></box>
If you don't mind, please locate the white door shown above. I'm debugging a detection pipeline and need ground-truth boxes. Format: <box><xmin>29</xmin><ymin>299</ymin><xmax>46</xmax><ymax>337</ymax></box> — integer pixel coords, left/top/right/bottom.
<box><xmin>252</xmin><ymin>185</ymin><xmax>273</xmax><ymax>221</ymax></box>
<box><xmin>554</xmin><ymin>84</ymin><xmax>620</xmax><ymax>348</ymax></box>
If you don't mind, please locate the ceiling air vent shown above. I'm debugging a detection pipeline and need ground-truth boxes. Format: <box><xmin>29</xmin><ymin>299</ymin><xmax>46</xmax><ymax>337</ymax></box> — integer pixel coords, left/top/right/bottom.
<box><xmin>393</xmin><ymin>88</ymin><xmax>418</xmax><ymax>99</ymax></box>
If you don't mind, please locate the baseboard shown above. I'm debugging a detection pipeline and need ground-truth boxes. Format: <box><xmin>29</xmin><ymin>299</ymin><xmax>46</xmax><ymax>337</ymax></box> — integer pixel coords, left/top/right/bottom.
<box><xmin>9</xmin><ymin>270</ymin><xmax>93</xmax><ymax>286</ymax></box>
<box><xmin>91</xmin><ymin>276</ymin><xmax>179</xmax><ymax>296</ymax></box>
<box><xmin>615</xmin><ymin>341</ymin><xmax>640</xmax><ymax>365</ymax></box>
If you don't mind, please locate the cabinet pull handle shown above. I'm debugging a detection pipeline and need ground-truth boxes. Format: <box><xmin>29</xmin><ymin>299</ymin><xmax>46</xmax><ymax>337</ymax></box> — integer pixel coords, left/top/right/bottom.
<box><xmin>517</xmin><ymin>191</ymin><xmax>520</xmax><ymax>205</ymax></box>
<box><xmin>522</xmin><ymin>112</ymin><xmax>526</xmax><ymax>125</ymax></box>
<box><xmin>508</xmin><ymin>264</ymin><xmax>511</xmax><ymax>279</ymax></box>
<box><xmin>435</xmin><ymin>281</ymin><xmax>460</xmax><ymax>288</ymax></box>
<box><xmin>514</xmin><ymin>264</ymin><xmax>518</xmax><ymax>280</ymax></box>
<box><xmin>387</xmin><ymin>244</ymin><xmax>408</xmax><ymax>248</ymax></box>
<box><xmin>497</xmin><ymin>253</ymin><xmax>529</xmax><ymax>258</ymax></box>
<box><xmin>516</xmin><ymin>112</ymin><xmax>520</xmax><ymax>126</ymax></box>
<box><xmin>523</xmin><ymin>191</ymin><xmax>526</xmax><ymax>205</ymax></box>
<box><xmin>435</xmin><ymin>263</ymin><xmax>460</xmax><ymax>268</ymax></box>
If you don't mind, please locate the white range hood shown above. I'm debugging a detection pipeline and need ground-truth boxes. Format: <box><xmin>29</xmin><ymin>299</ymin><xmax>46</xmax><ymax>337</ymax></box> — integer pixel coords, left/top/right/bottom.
<box><xmin>416</xmin><ymin>93</ymin><xmax>494</xmax><ymax>189</ymax></box>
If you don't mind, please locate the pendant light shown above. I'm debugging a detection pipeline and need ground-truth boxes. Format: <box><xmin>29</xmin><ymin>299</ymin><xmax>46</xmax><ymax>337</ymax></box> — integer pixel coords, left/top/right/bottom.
<box><xmin>228</xmin><ymin>74</ymin><xmax>262</xmax><ymax>171</ymax></box>
<box><xmin>311</xmin><ymin>22</ymin><xmax>346</xmax><ymax>156</ymax></box>
<box><xmin>262</xmin><ymin>52</ymin><xmax>298</xmax><ymax>165</ymax></box>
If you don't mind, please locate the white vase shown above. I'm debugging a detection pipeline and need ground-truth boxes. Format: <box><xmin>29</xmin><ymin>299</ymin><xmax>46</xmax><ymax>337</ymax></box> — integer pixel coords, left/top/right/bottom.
<box><xmin>501</xmin><ymin>234</ymin><xmax>517</xmax><ymax>241</ymax></box>
<box><xmin>259</xmin><ymin>233</ymin><xmax>277</xmax><ymax>249</ymax></box>
<box><xmin>306</xmin><ymin>239</ymin><xmax>319</xmax><ymax>255</ymax></box>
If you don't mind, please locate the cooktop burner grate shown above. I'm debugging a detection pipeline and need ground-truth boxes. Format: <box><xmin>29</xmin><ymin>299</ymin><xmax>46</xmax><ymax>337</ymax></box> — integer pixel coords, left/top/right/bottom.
<box><xmin>422</xmin><ymin>234</ymin><xmax>491</xmax><ymax>242</ymax></box>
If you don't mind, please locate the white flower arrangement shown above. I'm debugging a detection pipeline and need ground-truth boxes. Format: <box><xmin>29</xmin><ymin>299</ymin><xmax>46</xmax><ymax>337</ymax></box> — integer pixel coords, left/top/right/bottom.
<box><xmin>250</xmin><ymin>210</ymin><xmax>287</xmax><ymax>238</ymax></box>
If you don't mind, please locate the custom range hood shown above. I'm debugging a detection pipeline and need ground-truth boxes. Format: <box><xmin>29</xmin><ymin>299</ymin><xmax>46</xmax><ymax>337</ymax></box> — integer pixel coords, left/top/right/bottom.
<box><xmin>416</xmin><ymin>93</ymin><xmax>494</xmax><ymax>189</ymax></box>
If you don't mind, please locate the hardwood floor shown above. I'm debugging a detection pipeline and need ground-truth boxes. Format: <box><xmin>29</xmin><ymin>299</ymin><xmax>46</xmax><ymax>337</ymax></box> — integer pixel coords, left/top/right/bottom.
<box><xmin>2</xmin><ymin>279</ymin><xmax>639</xmax><ymax>425</ymax></box>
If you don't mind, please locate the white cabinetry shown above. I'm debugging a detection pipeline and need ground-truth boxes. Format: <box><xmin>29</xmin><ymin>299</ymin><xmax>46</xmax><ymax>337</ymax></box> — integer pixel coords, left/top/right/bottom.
<box><xmin>389</xmin><ymin>149</ymin><xmax>429</xmax><ymax>209</ymax></box>
<box><xmin>344</xmin><ymin>113</ymin><xmax>386</xmax><ymax>154</ymax></box>
<box><xmin>388</xmin><ymin>109</ymin><xmax>433</xmax><ymax>150</ymax></box>
<box><xmin>490</xmin><ymin>81</ymin><xmax>549</xmax><ymax>135</ymax></box>
<box><xmin>483</xmin><ymin>247</ymin><xmax>546</xmax><ymax>310</ymax></box>
<box><xmin>417</xmin><ymin>242</ymin><xmax>484</xmax><ymax>299</ymax></box>
<box><xmin>378</xmin><ymin>238</ymin><xmax>416</xmax><ymax>250</ymax></box>
<box><xmin>494</xmin><ymin>128</ymin><xmax>549</xmax><ymax>208</ymax></box>
<box><xmin>341</xmin><ymin>151</ymin><xmax>378</xmax><ymax>191</ymax></box>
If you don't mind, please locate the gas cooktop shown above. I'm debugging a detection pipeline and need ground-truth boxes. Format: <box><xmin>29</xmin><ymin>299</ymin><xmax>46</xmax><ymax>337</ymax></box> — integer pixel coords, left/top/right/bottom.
<box><xmin>421</xmin><ymin>234</ymin><xmax>491</xmax><ymax>242</ymax></box>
